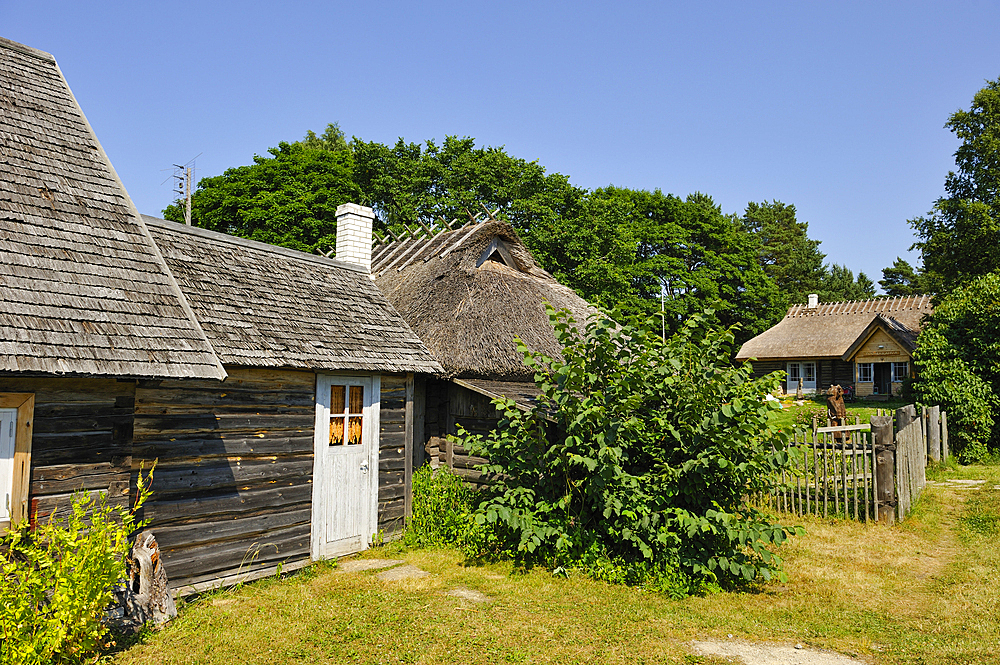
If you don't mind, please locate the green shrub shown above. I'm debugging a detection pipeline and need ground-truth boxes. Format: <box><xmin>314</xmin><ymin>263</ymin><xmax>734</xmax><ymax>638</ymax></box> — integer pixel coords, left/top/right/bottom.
<box><xmin>403</xmin><ymin>465</ymin><xmax>474</xmax><ymax>547</ymax></box>
<box><xmin>461</xmin><ymin>307</ymin><xmax>800</xmax><ymax>589</ymax></box>
<box><xmin>0</xmin><ymin>471</ymin><xmax>152</xmax><ymax>665</ymax></box>
<box><xmin>912</xmin><ymin>273</ymin><xmax>1000</xmax><ymax>462</ymax></box>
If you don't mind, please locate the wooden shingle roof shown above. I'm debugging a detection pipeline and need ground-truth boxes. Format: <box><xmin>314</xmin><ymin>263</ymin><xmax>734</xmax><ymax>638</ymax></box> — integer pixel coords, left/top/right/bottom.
<box><xmin>0</xmin><ymin>37</ymin><xmax>224</xmax><ymax>379</ymax></box>
<box><xmin>145</xmin><ymin>217</ymin><xmax>443</xmax><ymax>374</ymax></box>
<box><xmin>735</xmin><ymin>295</ymin><xmax>932</xmax><ymax>361</ymax></box>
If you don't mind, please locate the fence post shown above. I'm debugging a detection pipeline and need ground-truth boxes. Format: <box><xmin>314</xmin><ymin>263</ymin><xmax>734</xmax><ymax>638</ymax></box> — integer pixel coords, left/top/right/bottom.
<box><xmin>872</xmin><ymin>415</ymin><xmax>895</xmax><ymax>525</ymax></box>
<box><xmin>898</xmin><ymin>404</ymin><xmax>916</xmax><ymax>431</ymax></box>
<box><xmin>941</xmin><ymin>411</ymin><xmax>949</xmax><ymax>462</ymax></box>
<box><xmin>445</xmin><ymin>436</ymin><xmax>454</xmax><ymax>470</ymax></box>
<box><xmin>927</xmin><ymin>406</ymin><xmax>941</xmax><ymax>463</ymax></box>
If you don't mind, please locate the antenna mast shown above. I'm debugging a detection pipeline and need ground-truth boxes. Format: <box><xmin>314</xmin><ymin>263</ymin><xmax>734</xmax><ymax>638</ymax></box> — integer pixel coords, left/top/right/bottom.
<box><xmin>172</xmin><ymin>156</ymin><xmax>199</xmax><ymax>225</ymax></box>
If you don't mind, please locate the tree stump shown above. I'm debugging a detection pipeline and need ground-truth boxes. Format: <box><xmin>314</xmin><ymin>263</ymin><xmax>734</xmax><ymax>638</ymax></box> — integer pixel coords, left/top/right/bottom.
<box><xmin>106</xmin><ymin>531</ymin><xmax>177</xmax><ymax>633</ymax></box>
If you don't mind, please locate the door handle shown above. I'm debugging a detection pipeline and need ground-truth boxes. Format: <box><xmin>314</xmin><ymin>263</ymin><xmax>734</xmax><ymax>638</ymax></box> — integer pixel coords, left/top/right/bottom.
<box><xmin>360</xmin><ymin>461</ymin><xmax>369</xmax><ymax>473</ymax></box>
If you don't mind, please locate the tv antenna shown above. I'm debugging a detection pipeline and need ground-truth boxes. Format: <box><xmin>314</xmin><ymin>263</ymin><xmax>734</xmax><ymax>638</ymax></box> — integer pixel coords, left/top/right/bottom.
<box><xmin>172</xmin><ymin>154</ymin><xmax>201</xmax><ymax>225</ymax></box>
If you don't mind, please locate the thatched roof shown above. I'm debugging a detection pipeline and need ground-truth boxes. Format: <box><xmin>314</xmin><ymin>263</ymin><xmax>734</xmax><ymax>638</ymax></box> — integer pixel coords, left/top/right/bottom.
<box><xmin>374</xmin><ymin>220</ymin><xmax>596</xmax><ymax>380</ymax></box>
<box><xmin>146</xmin><ymin>217</ymin><xmax>442</xmax><ymax>374</ymax></box>
<box><xmin>0</xmin><ymin>37</ymin><xmax>224</xmax><ymax>379</ymax></box>
<box><xmin>735</xmin><ymin>295</ymin><xmax>932</xmax><ymax>361</ymax></box>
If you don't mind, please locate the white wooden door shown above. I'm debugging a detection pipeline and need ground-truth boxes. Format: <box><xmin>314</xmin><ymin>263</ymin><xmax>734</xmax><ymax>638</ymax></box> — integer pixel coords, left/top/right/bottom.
<box><xmin>311</xmin><ymin>375</ymin><xmax>380</xmax><ymax>559</ymax></box>
<box><xmin>0</xmin><ymin>408</ymin><xmax>16</xmax><ymax>523</ymax></box>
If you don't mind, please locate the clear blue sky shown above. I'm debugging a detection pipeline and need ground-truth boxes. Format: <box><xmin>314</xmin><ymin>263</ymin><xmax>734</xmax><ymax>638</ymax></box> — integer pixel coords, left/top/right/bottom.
<box><xmin>5</xmin><ymin>1</ymin><xmax>999</xmax><ymax>290</ymax></box>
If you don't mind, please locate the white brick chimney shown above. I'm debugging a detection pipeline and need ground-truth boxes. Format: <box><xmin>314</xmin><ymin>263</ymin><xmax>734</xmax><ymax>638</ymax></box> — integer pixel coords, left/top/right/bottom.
<box><xmin>807</xmin><ymin>293</ymin><xmax>819</xmax><ymax>308</ymax></box>
<box><xmin>335</xmin><ymin>203</ymin><xmax>374</xmax><ymax>273</ymax></box>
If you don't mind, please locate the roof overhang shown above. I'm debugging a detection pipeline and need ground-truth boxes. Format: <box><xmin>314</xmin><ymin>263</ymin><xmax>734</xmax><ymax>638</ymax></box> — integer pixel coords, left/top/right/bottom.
<box><xmin>841</xmin><ymin>315</ymin><xmax>917</xmax><ymax>362</ymax></box>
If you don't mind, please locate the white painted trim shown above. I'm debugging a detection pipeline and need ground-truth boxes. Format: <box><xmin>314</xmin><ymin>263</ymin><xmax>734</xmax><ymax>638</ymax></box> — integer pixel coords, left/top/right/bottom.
<box><xmin>310</xmin><ymin>373</ymin><xmax>381</xmax><ymax>562</ymax></box>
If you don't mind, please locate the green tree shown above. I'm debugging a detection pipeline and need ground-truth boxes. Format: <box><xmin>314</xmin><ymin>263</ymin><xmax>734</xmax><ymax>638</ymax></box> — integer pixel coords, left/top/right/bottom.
<box><xmin>300</xmin><ymin>122</ymin><xmax>350</xmax><ymax>153</ymax></box>
<box><xmin>879</xmin><ymin>257</ymin><xmax>929</xmax><ymax>296</ymax></box>
<box><xmin>527</xmin><ymin>187</ymin><xmax>785</xmax><ymax>344</ymax></box>
<box><xmin>164</xmin><ymin>141</ymin><xmax>360</xmax><ymax>253</ymax></box>
<box><xmin>911</xmin><ymin>271</ymin><xmax>1000</xmax><ymax>461</ymax></box>
<box><xmin>910</xmin><ymin>77</ymin><xmax>1000</xmax><ymax>294</ymax></box>
<box><xmin>350</xmin><ymin>135</ymin><xmax>585</xmax><ymax>238</ymax></box>
<box><xmin>740</xmin><ymin>200</ymin><xmax>826</xmax><ymax>305</ymax></box>
<box><xmin>820</xmin><ymin>264</ymin><xmax>876</xmax><ymax>302</ymax></box>
<box><xmin>463</xmin><ymin>307</ymin><xmax>799</xmax><ymax>587</ymax></box>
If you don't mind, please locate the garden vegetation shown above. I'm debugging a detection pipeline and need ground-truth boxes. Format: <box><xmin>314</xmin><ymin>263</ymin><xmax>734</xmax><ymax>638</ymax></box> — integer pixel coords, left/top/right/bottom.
<box><xmin>0</xmin><ymin>472</ymin><xmax>152</xmax><ymax>665</ymax></box>
<box><xmin>408</xmin><ymin>308</ymin><xmax>800</xmax><ymax>595</ymax></box>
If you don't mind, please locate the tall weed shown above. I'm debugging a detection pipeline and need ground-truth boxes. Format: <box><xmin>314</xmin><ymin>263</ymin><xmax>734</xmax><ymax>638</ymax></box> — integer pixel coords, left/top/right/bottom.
<box><xmin>0</xmin><ymin>469</ymin><xmax>152</xmax><ymax>665</ymax></box>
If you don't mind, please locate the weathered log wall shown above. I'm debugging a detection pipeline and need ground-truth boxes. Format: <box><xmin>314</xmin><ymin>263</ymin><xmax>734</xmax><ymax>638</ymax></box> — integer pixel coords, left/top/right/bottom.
<box><xmin>0</xmin><ymin>377</ymin><xmax>135</xmax><ymax>524</ymax></box>
<box><xmin>133</xmin><ymin>368</ymin><xmax>315</xmax><ymax>593</ymax></box>
<box><xmin>378</xmin><ymin>374</ymin><xmax>408</xmax><ymax>536</ymax></box>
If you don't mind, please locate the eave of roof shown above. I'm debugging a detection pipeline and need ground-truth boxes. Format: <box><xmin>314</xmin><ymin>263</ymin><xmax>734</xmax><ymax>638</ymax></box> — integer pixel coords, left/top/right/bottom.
<box><xmin>145</xmin><ymin>217</ymin><xmax>443</xmax><ymax>375</ymax></box>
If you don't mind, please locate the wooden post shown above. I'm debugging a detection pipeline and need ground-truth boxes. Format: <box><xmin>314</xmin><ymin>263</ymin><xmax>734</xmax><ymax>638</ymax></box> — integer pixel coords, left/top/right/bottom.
<box><xmin>927</xmin><ymin>405</ymin><xmax>941</xmax><ymax>463</ymax></box>
<box><xmin>921</xmin><ymin>406</ymin><xmax>929</xmax><ymax>460</ymax></box>
<box><xmin>413</xmin><ymin>375</ymin><xmax>426</xmax><ymax>472</ymax></box>
<box><xmin>941</xmin><ymin>411</ymin><xmax>949</xmax><ymax>462</ymax></box>
<box><xmin>404</xmin><ymin>373</ymin><xmax>414</xmax><ymax>520</ymax></box>
<box><xmin>445</xmin><ymin>435</ymin><xmax>454</xmax><ymax>470</ymax></box>
<box><xmin>897</xmin><ymin>404</ymin><xmax>916</xmax><ymax>431</ymax></box>
<box><xmin>872</xmin><ymin>415</ymin><xmax>895</xmax><ymax>525</ymax></box>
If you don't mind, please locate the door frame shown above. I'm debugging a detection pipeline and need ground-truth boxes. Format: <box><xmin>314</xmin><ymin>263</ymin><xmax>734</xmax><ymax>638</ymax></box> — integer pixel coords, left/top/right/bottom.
<box><xmin>310</xmin><ymin>373</ymin><xmax>381</xmax><ymax>561</ymax></box>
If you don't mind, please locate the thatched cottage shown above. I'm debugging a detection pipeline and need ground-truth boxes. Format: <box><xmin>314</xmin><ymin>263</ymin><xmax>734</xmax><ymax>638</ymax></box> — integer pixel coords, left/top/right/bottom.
<box><xmin>0</xmin><ymin>35</ymin><xmax>442</xmax><ymax>594</ymax></box>
<box><xmin>369</xmin><ymin>216</ymin><xmax>596</xmax><ymax>477</ymax></box>
<box><xmin>735</xmin><ymin>294</ymin><xmax>932</xmax><ymax>398</ymax></box>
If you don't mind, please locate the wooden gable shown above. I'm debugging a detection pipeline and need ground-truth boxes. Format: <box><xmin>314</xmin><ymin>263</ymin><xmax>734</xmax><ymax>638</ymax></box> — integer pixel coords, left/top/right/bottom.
<box><xmin>847</xmin><ymin>328</ymin><xmax>911</xmax><ymax>364</ymax></box>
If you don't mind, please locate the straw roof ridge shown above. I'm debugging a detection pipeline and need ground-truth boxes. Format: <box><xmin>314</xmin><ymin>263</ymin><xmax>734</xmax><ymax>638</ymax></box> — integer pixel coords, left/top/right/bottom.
<box><xmin>145</xmin><ymin>216</ymin><xmax>442</xmax><ymax>374</ymax></box>
<box><xmin>375</xmin><ymin>220</ymin><xmax>598</xmax><ymax>380</ymax></box>
<box><xmin>736</xmin><ymin>294</ymin><xmax>933</xmax><ymax>361</ymax></box>
<box><xmin>0</xmin><ymin>37</ymin><xmax>224</xmax><ymax>380</ymax></box>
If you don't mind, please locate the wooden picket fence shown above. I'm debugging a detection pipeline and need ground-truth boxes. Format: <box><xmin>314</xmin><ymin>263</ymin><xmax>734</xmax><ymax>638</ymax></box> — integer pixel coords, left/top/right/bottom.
<box><xmin>768</xmin><ymin>405</ymin><xmax>946</xmax><ymax>523</ymax></box>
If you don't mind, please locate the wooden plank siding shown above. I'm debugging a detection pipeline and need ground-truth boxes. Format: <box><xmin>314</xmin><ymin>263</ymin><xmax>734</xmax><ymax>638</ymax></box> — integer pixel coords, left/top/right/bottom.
<box><xmin>378</xmin><ymin>374</ymin><xmax>408</xmax><ymax>536</ymax></box>
<box><xmin>132</xmin><ymin>368</ymin><xmax>315</xmax><ymax>592</ymax></box>
<box><xmin>0</xmin><ymin>377</ymin><xmax>135</xmax><ymax>525</ymax></box>
<box><xmin>745</xmin><ymin>359</ymin><xmax>853</xmax><ymax>392</ymax></box>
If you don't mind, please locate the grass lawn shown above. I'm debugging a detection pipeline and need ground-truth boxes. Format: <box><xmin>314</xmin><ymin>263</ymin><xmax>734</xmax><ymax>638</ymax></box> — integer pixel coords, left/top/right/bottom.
<box><xmin>112</xmin><ymin>463</ymin><xmax>1000</xmax><ymax>665</ymax></box>
<box><xmin>767</xmin><ymin>395</ymin><xmax>911</xmax><ymax>433</ymax></box>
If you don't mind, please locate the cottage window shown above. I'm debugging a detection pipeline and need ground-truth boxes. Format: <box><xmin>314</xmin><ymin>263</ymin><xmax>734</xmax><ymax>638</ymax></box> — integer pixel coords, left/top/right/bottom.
<box><xmin>0</xmin><ymin>393</ymin><xmax>33</xmax><ymax>529</ymax></box>
<box><xmin>330</xmin><ymin>384</ymin><xmax>365</xmax><ymax>446</ymax></box>
<box><xmin>786</xmin><ymin>362</ymin><xmax>816</xmax><ymax>391</ymax></box>
<box><xmin>892</xmin><ymin>362</ymin><xmax>909</xmax><ymax>383</ymax></box>
<box><xmin>857</xmin><ymin>363</ymin><xmax>873</xmax><ymax>383</ymax></box>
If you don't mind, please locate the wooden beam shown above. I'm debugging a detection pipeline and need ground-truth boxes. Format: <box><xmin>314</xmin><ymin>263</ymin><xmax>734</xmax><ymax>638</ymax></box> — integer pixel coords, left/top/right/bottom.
<box><xmin>404</xmin><ymin>373</ymin><xmax>414</xmax><ymax>520</ymax></box>
<box><xmin>815</xmin><ymin>423</ymin><xmax>872</xmax><ymax>433</ymax></box>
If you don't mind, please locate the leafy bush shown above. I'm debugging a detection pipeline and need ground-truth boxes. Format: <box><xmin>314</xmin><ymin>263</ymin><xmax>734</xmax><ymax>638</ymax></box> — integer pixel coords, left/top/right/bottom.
<box><xmin>912</xmin><ymin>273</ymin><xmax>1000</xmax><ymax>462</ymax></box>
<box><xmin>0</xmin><ymin>472</ymin><xmax>152</xmax><ymax>665</ymax></box>
<box><xmin>461</xmin><ymin>307</ymin><xmax>800</xmax><ymax>588</ymax></box>
<box><xmin>403</xmin><ymin>465</ymin><xmax>474</xmax><ymax>547</ymax></box>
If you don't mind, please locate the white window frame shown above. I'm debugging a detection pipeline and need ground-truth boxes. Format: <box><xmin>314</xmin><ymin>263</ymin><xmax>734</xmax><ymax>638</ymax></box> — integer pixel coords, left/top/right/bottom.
<box><xmin>0</xmin><ymin>393</ymin><xmax>34</xmax><ymax>530</ymax></box>
<box><xmin>786</xmin><ymin>361</ymin><xmax>816</xmax><ymax>392</ymax></box>
<box><xmin>857</xmin><ymin>362</ymin><xmax>874</xmax><ymax>383</ymax></box>
<box><xmin>892</xmin><ymin>362</ymin><xmax>909</xmax><ymax>383</ymax></box>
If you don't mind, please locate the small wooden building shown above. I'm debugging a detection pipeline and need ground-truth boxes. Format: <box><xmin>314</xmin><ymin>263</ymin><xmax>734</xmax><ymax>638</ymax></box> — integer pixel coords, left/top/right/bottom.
<box><xmin>140</xmin><ymin>214</ymin><xmax>441</xmax><ymax>592</ymax></box>
<box><xmin>735</xmin><ymin>295</ymin><xmax>932</xmax><ymax>398</ymax></box>
<box><xmin>371</xmin><ymin>217</ymin><xmax>596</xmax><ymax>477</ymax></box>
<box><xmin>0</xmin><ymin>35</ymin><xmax>443</xmax><ymax>595</ymax></box>
<box><xmin>0</xmin><ymin>36</ymin><xmax>226</xmax><ymax>532</ymax></box>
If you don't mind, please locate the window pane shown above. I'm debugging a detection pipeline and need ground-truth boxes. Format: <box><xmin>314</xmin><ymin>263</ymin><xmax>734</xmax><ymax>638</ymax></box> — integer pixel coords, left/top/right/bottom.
<box><xmin>789</xmin><ymin>363</ymin><xmax>800</xmax><ymax>380</ymax></box>
<box><xmin>331</xmin><ymin>385</ymin><xmax>346</xmax><ymax>414</ymax></box>
<box><xmin>349</xmin><ymin>385</ymin><xmax>364</xmax><ymax>415</ymax></box>
<box><xmin>804</xmin><ymin>363</ymin><xmax>815</xmax><ymax>381</ymax></box>
<box><xmin>347</xmin><ymin>416</ymin><xmax>363</xmax><ymax>445</ymax></box>
<box><xmin>330</xmin><ymin>416</ymin><xmax>345</xmax><ymax>445</ymax></box>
